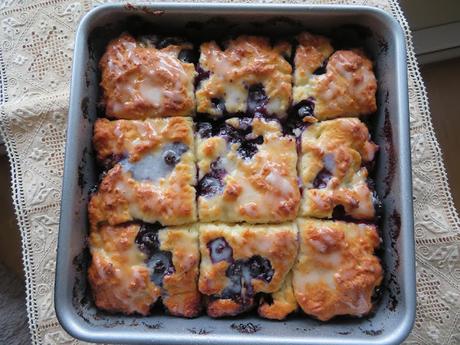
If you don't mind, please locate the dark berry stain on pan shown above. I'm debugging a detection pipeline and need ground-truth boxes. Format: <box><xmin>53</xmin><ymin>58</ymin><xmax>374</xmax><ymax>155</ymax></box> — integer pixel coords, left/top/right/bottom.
<box><xmin>360</xmin><ymin>327</ymin><xmax>383</xmax><ymax>336</ymax></box>
<box><xmin>337</xmin><ymin>331</ymin><xmax>351</xmax><ymax>335</ymax></box>
<box><xmin>230</xmin><ymin>322</ymin><xmax>261</xmax><ymax>334</ymax></box>
<box><xmin>124</xmin><ymin>3</ymin><xmax>165</xmax><ymax>16</ymax></box>
<box><xmin>142</xmin><ymin>321</ymin><xmax>163</xmax><ymax>329</ymax></box>
<box><xmin>382</xmin><ymin>108</ymin><xmax>396</xmax><ymax>198</ymax></box>
<box><xmin>389</xmin><ymin>209</ymin><xmax>401</xmax><ymax>269</ymax></box>
<box><xmin>77</xmin><ymin>147</ymin><xmax>89</xmax><ymax>190</ymax></box>
<box><xmin>81</xmin><ymin>96</ymin><xmax>89</xmax><ymax>119</ymax></box>
<box><xmin>187</xmin><ymin>327</ymin><xmax>213</xmax><ymax>335</ymax></box>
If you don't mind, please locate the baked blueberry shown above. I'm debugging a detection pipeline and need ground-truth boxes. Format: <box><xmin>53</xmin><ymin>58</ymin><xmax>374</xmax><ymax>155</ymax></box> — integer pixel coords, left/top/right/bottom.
<box><xmin>207</xmin><ymin>237</ymin><xmax>233</xmax><ymax>264</ymax></box>
<box><xmin>298</xmin><ymin>118</ymin><xmax>378</xmax><ymax>220</ymax></box>
<box><xmin>196</xmin><ymin>117</ymin><xmax>300</xmax><ymax>223</ymax></box>
<box><xmin>196</xmin><ymin>36</ymin><xmax>292</xmax><ymax>118</ymax></box>
<box><xmin>162</xmin><ymin>142</ymin><xmax>189</xmax><ymax>166</ymax></box>
<box><xmin>198</xmin><ymin>223</ymin><xmax>298</xmax><ymax>317</ymax></box>
<box><xmin>293</xmin><ymin>32</ymin><xmax>377</xmax><ymax>120</ymax></box>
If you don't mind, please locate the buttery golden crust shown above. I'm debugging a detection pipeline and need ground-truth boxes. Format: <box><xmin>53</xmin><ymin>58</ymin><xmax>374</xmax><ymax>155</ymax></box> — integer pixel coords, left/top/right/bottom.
<box><xmin>198</xmin><ymin>223</ymin><xmax>298</xmax><ymax>317</ymax></box>
<box><xmin>100</xmin><ymin>34</ymin><xmax>196</xmax><ymax>119</ymax></box>
<box><xmin>196</xmin><ymin>36</ymin><xmax>292</xmax><ymax>118</ymax></box>
<box><xmin>88</xmin><ymin>223</ymin><xmax>201</xmax><ymax>317</ymax></box>
<box><xmin>88</xmin><ymin>223</ymin><xmax>160</xmax><ymax>315</ymax></box>
<box><xmin>299</xmin><ymin>118</ymin><xmax>378</xmax><ymax>219</ymax></box>
<box><xmin>88</xmin><ymin>162</ymin><xmax>196</xmax><ymax>226</ymax></box>
<box><xmin>197</xmin><ymin>117</ymin><xmax>300</xmax><ymax>223</ymax></box>
<box><xmin>293</xmin><ymin>218</ymin><xmax>382</xmax><ymax>321</ymax></box>
<box><xmin>258</xmin><ymin>272</ymin><xmax>297</xmax><ymax>320</ymax></box>
<box><xmin>93</xmin><ymin>117</ymin><xmax>194</xmax><ymax>166</ymax></box>
<box><xmin>159</xmin><ymin>226</ymin><xmax>202</xmax><ymax>317</ymax></box>
<box><xmin>293</xmin><ymin>32</ymin><xmax>377</xmax><ymax>120</ymax></box>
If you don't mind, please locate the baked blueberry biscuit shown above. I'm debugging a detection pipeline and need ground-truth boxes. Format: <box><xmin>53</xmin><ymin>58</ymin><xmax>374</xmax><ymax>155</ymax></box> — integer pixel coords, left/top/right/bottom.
<box><xmin>196</xmin><ymin>35</ymin><xmax>292</xmax><ymax>118</ymax></box>
<box><xmin>258</xmin><ymin>271</ymin><xmax>298</xmax><ymax>320</ymax></box>
<box><xmin>88</xmin><ymin>222</ymin><xmax>201</xmax><ymax>317</ymax></box>
<box><xmin>100</xmin><ymin>33</ymin><xmax>196</xmax><ymax>119</ymax></box>
<box><xmin>88</xmin><ymin>117</ymin><xmax>196</xmax><ymax>226</ymax></box>
<box><xmin>198</xmin><ymin>222</ymin><xmax>298</xmax><ymax>317</ymax></box>
<box><xmin>293</xmin><ymin>218</ymin><xmax>382</xmax><ymax>321</ymax></box>
<box><xmin>298</xmin><ymin>118</ymin><xmax>378</xmax><ymax>219</ymax></box>
<box><xmin>93</xmin><ymin>117</ymin><xmax>194</xmax><ymax>169</ymax></box>
<box><xmin>196</xmin><ymin>117</ymin><xmax>300</xmax><ymax>223</ymax></box>
<box><xmin>293</xmin><ymin>32</ymin><xmax>377</xmax><ymax>121</ymax></box>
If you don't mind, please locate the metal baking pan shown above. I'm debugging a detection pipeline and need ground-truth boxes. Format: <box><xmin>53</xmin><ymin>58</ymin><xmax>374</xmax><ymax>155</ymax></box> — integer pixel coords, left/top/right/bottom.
<box><xmin>55</xmin><ymin>3</ymin><xmax>415</xmax><ymax>344</ymax></box>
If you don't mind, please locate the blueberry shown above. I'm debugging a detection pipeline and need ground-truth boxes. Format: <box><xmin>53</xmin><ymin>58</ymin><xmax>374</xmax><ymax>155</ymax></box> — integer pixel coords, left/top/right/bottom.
<box><xmin>221</xmin><ymin>256</ymin><xmax>274</xmax><ymax>304</ymax></box>
<box><xmin>209</xmin><ymin>159</ymin><xmax>227</xmax><ymax>180</ymax></box>
<box><xmin>297</xmin><ymin>98</ymin><xmax>315</xmax><ymax>118</ymax></box>
<box><xmin>208</xmin><ymin>237</ymin><xmax>233</xmax><ymax>264</ymax></box>
<box><xmin>247</xmin><ymin>84</ymin><xmax>268</xmax><ymax>116</ymax></box>
<box><xmin>312</xmin><ymin>168</ymin><xmax>332</xmax><ymax>189</ymax></box>
<box><xmin>162</xmin><ymin>142</ymin><xmax>188</xmax><ymax>166</ymax></box>
<box><xmin>211</xmin><ymin>98</ymin><xmax>226</xmax><ymax>113</ymax></box>
<box><xmin>197</xmin><ymin>122</ymin><xmax>213</xmax><ymax>138</ymax></box>
<box><xmin>147</xmin><ymin>251</ymin><xmax>175</xmax><ymax>287</ymax></box>
<box><xmin>197</xmin><ymin>176</ymin><xmax>223</xmax><ymax>197</ymax></box>
<box><xmin>198</xmin><ymin>158</ymin><xmax>227</xmax><ymax>197</ymax></box>
<box><xmin>237</xmin><ymin>136</ymin><xmax>263</xmax><ymax>160</ymax></box>
<box><xmin>195</xmin><ymin>66</ymin><xmax>210</xmax><ymax>88</ymax></box>
<box><xmin>332</xmin><ymin>205</ymin><xmax>346</xmax><ymax>219</ymax></box>
<box><xmin>156</xmin><ymin>37</ymin><xmax>183</xmax><ymax>49</ymax></box>
<box><xmin>178</xmin><ymin>48</ymin><xmax>197</xmax><ymax>63</ymax></box>
<box><xmin>247</xmin><ymin>255</ymin><xmax>273</xmax><ymax>282</ymax></box>
<box><xmin>312</xmin><ymin>58</ymin><xmax>328</xmax><ymax>75</ymax></box>
<box><xmin>135</xmin><ymin>223</ymin><xmax>162</xmax><ymax>256</ymax></box>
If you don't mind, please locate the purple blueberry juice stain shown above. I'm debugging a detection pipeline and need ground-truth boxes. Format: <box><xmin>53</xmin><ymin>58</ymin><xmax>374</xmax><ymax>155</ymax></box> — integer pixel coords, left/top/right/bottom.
<box><xmin>312</xmin><ymin>168</ymin><xmax>332</xmax><ymax>189</ymax></box>
<box><xmin>246</xmin><ymin>84</ymin><xmax>268</xmax><ymax>117</ymax></box>
<box><xmin>197</xmin><ymin>121</ymin><xmax>213</xmax><ymax>138</ymax></box>
<box><xmin>195</xmin><ymin>66</ymin><xmax>210</xmax><ymax>88</ymax></box>
<box><xmin>221</xmin><ymin>255</ymin><xmax>274</xmax><ymax>304</ymax></box>
<box><xmin>135</xmin><ymin>223</ymin><xmax>175</xmax><ymax>287</ymax></box>
<box><xmin>207</xmin><ymin>237</ymin><xmax>233</xmax><ymax>264</ymax></box>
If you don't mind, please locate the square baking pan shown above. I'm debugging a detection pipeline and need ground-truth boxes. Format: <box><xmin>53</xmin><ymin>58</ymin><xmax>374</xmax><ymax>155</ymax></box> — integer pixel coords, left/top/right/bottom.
<box><xmin>55</xmin><ymin>3</ymin><xmax>415</xmax><ymax>344</ymax></box>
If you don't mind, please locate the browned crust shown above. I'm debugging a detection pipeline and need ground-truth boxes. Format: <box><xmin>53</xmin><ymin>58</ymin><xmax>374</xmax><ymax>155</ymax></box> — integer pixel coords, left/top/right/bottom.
<box><xmin>93</xmin><ymin>117</ymin><xmax>194</xmax><ymax>165</ymax></box>
<box><xmin>294</xmin><ymin>32</ymin><xmax>377</xmax><ymax>120</ymax></box>
<box><xmin>197</xmin><ymin>118</ymin><xmax>300</xmax><ymax>223</ymax></box>
<box><xmin>299</xmin><ymin>118</ymin><xmax>378</xmax><ymax>219</ymax></box>
<box><xmin>88</xmin><ymin>223</ymin><xmax>201</xmax><ymax>317</ymax></box>
<box><xmin>198</xmin><ymin>223</ymin><xmax>298</xmax><ymax>317</ymax></box>
<box><xmin>88</xmin><ymin>163</ymin><xmax>197</xmax><ymax>226</ymax></box>
<box><xmin>293</xmin><ymin>218</ymin><xmax>383</xmax><ymax>321</ymax></box>
<box><xmin>88</xmin><ymin>223</ymin><xmax>160</xmax><ymax>315</ymax></box>
<box><xmin>100</xmin><ymin>33</ymin><xmax>196</xmax><ymax>119</ymax></box>
<box><xmin>196</xmin><ymin>35</ymin><xmax>292</xmax><ymax>118</ymax></box>
<box><xmin>258</xmin><ymin>272</ymin><xmax>297</xmax><ymax>320</ymax></box>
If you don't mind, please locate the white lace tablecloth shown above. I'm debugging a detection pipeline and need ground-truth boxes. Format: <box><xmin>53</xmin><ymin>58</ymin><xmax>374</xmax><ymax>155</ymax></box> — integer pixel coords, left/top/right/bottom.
<box><xmin>0</xmin><ymin>0</ymin><xmax>459</xmax><ymax>344</ymax></box>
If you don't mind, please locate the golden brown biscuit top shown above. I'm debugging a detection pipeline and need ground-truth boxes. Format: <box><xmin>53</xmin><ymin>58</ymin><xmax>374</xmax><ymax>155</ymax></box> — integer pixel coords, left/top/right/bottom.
<box><xmin>299</xmin><ymin>118</ymin><xmax>378</xmax><ymax>219</ymax></box>
<box><xmin>196</xmin><ymin>117</ymin><xmax>300</xmax><ymax>223</ymax></box>
<box><xmin>88</xmin><ymin>223</ymin><xmax>160</xmax><ymax>315</ymax></box>
<box><xmin>294</xmin><ymin>32</ymin><xmax>377</xmax><ymax>120</ymax></box>
<box><xmin>293</xmin><ymin>218</ymin><xmax>382</xmax><ymax>321</ymax></box>
<box><xmin>93</xmin><ymin>117</ymin><xmax>194</xmax><ymax>166</ymax></box>
<box><xmin>88</xmin><ymin>158</ymin><xmax>197</xmax><ymax>227</ymax></box>
<box><xmin>198</xmin><ymin>222</ymin><xmax>298</xmax><ymax>297</ymax></box>
<box><xmin>88</xmin><ymin>223</ymin><xmax>200</xmax><ymax>317</ymax></box>
<box><xmin>100</xmin><ymin>34</ymin><xmax>196</xmax><ymax>119</ymax></box>
<box><xmin>196</xmin><ymin>35</ymin><xmax>292</xmax><ymax>118</ymax></box>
